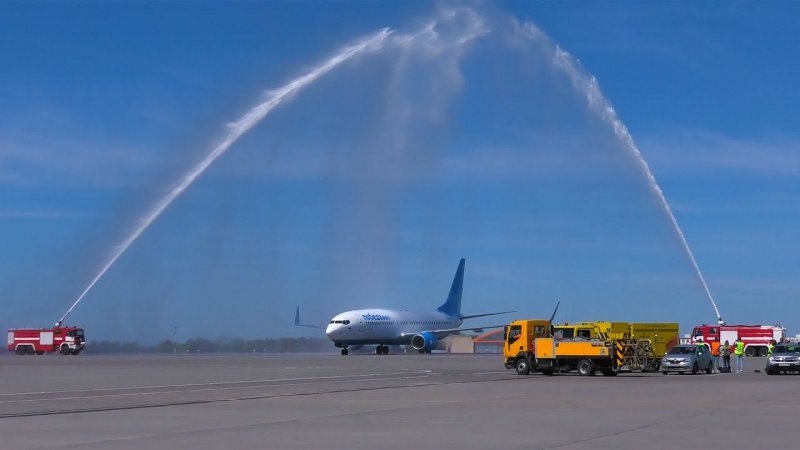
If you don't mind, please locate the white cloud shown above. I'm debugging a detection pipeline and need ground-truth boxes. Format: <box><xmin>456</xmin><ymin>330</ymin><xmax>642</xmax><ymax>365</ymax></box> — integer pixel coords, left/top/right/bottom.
<box><xmin>0</xmin><ymin>209</ymin><xmax>87</xmax><ymax>220</ymax></box>
<box><xmin>640</xmin><ymin>129</ymin><xmax>800</xmax><ymax>177</ymax></box>
<box><xmin>0</xmin><ymin>133</ymin><xmax>157</xmax><ymax>188</ymax></box>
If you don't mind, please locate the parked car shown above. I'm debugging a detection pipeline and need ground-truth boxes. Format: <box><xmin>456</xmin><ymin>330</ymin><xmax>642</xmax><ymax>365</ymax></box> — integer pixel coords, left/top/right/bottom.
<box><xmin>661</xmin><ymin>344</ymin><xmax>713</xmax><ymax>375</ymax></box>
<box><xmin>765</xmin><ymin>344</ymin><xmax>800</xmax><ymax>375</ymax></box>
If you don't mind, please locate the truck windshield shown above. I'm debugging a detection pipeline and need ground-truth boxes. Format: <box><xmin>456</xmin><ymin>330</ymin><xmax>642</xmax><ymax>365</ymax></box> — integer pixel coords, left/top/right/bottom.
<box><xmin>692</xmin><ymin>329</ymin><xmax>703</xmax><ymax>337</ymax></box>
<box><xmin>68</xmin><ymin>330</ymin><xmax>84</xmax><ymax>337</ymax></box>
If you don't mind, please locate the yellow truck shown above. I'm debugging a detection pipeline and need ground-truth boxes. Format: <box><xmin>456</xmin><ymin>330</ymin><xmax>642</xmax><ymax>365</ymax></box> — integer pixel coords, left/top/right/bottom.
<box><xmin>504</xmin><ymin>319</ymin><xmax>663</xmax><ymax>375</ymax></box>
<box><xmin>552</xmin><ymin>321</ymin><xmax>679</xmax><ymax>368</ymax></box>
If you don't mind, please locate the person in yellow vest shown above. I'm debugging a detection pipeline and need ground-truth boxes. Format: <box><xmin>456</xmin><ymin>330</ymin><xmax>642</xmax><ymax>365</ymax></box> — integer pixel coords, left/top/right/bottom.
<box><xmin>768</xmin><ymin>340</ymin><xmax>776</xmax><ymax>356</ymax></box>
<box><xmin>734</xmin><ymin>337</ymin><xmax>745</xmax><ymax>373</ymax></box>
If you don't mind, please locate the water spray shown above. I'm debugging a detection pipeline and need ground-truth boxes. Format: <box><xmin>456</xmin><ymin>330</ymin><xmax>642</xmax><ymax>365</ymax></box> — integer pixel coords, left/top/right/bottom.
<box><xmin>543</xmin><ymin>39</ymin><xmax>723</xmax><ymax>325</ymax></box>
<box><xmin>56</xmin><ymin>28</ymin><xmax>393</xmax><ymax>327</ymax></box>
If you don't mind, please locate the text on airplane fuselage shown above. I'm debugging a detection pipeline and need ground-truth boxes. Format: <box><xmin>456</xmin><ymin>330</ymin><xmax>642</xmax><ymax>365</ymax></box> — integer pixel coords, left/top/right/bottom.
<box><xmin>362</xmin><ymin>314</ymin><xmax>391</xmax><ymax>321</ymax></box>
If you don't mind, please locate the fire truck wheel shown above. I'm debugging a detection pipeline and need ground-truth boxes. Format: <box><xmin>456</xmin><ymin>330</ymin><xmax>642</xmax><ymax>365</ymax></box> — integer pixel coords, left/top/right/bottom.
<box><xmin>60</xmin><ymin>346</ymin><xmax>71</xmax><ymax>355</ymax></box>
<box><xmin>745</xmin><ymin>347</ymin><xmax>757</xmax><ymax>357</ymax></box>
<box><xmin>515</xmin><ymin>358</ymin><xmax>531</xmax><ymax>375</ymax></box>
<box><xmin>25</xmin><ymin>346</ymin><xmax>35</xmax><ymax>355</ymax></box>
<box><xmin>577</xmin><ymin>359</ymin><xmax>594</xmax><ymax>376</ymax></box>
<box><xmin>14</xmin><ymin>347</ymin><xmax>24</xmax><ymax>355</ymax></box>
<box><xmin>36</xmin><ymin>351</ymin><xmax>44</xmax><ymax>355</ymax></box>
<box><xmin>71</xmin><ymin>350</ymin><xmax>81</xmax><ymax>355</ymax></box>
<box><xmin>758</xmin><ymin>347</ymin><xmax>768</xmax><ymax>357</ymax></box>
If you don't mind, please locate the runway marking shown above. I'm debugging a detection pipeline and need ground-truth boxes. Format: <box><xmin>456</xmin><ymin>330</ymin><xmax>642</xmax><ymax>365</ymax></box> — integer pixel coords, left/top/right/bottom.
<box><xmin>0</xmin><ymin>370</ymin><xmax>434</xmax><ymax>398</ymax></box>
<box><xmin>0</xmin><ymin>374</ymin><xmax>442</xmax><ymax>405</ymax></box>
<box><xmin>0</xmin><ymin>374</ymin><xmax>524</xmax><ymax>419</ymax></box>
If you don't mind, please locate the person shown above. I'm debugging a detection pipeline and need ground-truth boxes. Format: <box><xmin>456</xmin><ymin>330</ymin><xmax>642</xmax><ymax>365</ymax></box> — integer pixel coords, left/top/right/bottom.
<box><xmin>711</xmin><ymin>340</ymin><xmax>721</xmax><ymax>373</ymax></box>
<box><xmin>767</xmin><ymin>339</ymin><xmax>776</xmax><ymax>357</ymax></box>
<box><xmin>720</xmin><ymin>339</ymin><xmax>731</xmax><ymax>372</ymax></box>
<box><xmin>734</xmin><ymin>337</ymin><xmax>745</xmax><ymax>373</ymax></box>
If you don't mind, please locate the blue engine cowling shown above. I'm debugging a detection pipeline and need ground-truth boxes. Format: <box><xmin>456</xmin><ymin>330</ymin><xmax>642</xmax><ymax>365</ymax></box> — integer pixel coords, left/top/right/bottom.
<box><xmin>411</xmin><ymin>332</ymin><xmax>438</xmax><ymax>351</ymax></box>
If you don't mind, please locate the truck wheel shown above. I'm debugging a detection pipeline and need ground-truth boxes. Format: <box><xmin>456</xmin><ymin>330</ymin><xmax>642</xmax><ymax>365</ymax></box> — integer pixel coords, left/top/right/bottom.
<box><xmin>758</xmin><ymin>347</ymin><xmax>768</xmax><ymax>357</ymax></box>
<box><xmin>515</xmin><ymin>358</ymin><xmax>531</xmax><ymax>376</ymax></box>
<box><xmin>36</xmin><ymin>351</ymin><xmax>44</xmax><ymax>355</ymax></box>
<box><xmin>60</xmin><ymin>346</ymin><xmax>71</xmax><ymax>355</ymax></box>
<box><xmin>15</xmin><ymin>347</ymin><xmax>24</xmax><ymax>355</ymax></box>
<box><xmin>745</xmin><ymin>347</ymin><xmax>756</xmax><ymax>357</ymax></box>
<box><xmin>26</xmin><ymin>346</ymin><xmax>35</xmax><ymax>355</ymax></box>
<box><xmin>577</xmin><ymin>359</ymin><xmax>594</xmax><ymax>376</ymax></box>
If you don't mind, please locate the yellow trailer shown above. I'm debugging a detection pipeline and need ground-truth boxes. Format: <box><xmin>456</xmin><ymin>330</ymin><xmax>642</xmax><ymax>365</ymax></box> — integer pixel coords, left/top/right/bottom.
<box><xmin>553</xmin><ymin>321</ymin><xmax>679</xmax><ymax>368</ymax></box>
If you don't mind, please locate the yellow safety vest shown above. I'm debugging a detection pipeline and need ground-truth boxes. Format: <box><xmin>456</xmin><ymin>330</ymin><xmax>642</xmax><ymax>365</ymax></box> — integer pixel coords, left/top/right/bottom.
<box><xmin>735</xmin><ymin>341</ymin><xmax>744</xmax><ymax>356</ymax></box>
<box><xmin>768</xmin><ymin>344</ymin><xmax>775</xmax><ymax>355</ymax></box>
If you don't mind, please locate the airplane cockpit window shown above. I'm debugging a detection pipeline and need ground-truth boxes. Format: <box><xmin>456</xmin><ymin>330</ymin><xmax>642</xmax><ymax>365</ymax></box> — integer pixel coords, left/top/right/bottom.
<box><xmin>343</xmin><ymin>320</ymin><xmax>350</xmax><ymax>325</ymax></box>
<box><xmin>329</xmin><ymin>321</ymin><xmax>335</xmax><ymax>324</ymax></box>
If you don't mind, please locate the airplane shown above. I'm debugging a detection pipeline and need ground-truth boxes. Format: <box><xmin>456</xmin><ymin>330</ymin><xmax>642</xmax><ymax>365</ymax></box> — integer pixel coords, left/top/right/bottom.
<box><xmin>295</xmin><ymin>258</ymin><xmax>514</xmax><ymax>355</ymax></box>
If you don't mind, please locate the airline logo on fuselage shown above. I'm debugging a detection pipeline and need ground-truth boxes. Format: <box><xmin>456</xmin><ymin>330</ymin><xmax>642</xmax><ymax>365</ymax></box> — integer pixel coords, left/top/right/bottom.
<box><xmin>362</xmin><ymin>314</ymin><xmax>390</xmax><ymax>321</ymax></box>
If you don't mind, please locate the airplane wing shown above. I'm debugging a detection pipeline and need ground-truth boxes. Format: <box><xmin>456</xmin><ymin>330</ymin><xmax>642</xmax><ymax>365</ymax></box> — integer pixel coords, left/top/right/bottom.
<box><xmin>293</xmin><ymin>306</ymin><xmax>326</xmax><ymax>329</ymax></box>
<box><xmin>401</xmin><ymin>324</ymin><xmax>506</xmax><ymax>340</ymax></box>
<box><xmin>460</xmin><ymin>311</ymin><xmax>515</xmax><ymax>320</ymax></box>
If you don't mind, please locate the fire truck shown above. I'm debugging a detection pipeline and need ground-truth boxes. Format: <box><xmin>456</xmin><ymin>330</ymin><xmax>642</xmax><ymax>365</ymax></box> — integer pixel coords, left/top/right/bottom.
<box><xmin>690</xmin><ymin>324</ymin><xmax>785</xmax><ymax>357</ymax></box>
<box><xmin>7</xmin><ymin>326</ymin><xmax>85</xmax><ymax>355</ymax></box>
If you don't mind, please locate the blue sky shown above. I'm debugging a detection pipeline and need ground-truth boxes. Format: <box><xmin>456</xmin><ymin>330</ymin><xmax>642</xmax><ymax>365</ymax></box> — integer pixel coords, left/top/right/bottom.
<box><xmin>1</xmin><ymin>2</ymin><xmax>798</xmax><ymax>342</ymax></box>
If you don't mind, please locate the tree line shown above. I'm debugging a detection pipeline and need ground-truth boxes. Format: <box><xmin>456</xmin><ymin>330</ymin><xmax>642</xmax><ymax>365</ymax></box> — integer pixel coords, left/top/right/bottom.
<box><xmin>86</xmin><ymin>337</ymin><xmax>332</xmax><ymax>354</ymax></box>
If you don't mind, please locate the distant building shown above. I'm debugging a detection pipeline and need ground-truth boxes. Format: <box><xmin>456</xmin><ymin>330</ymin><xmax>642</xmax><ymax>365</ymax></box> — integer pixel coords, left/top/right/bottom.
<box><xmin>443</xmin><ymin>335</ymin><xmax>474</xmax><ymax>353</ymax></box>
<box><xmin>473</xmin><ymin>329</ymin><xmax>504</xmax><ymax>354</ymax></box>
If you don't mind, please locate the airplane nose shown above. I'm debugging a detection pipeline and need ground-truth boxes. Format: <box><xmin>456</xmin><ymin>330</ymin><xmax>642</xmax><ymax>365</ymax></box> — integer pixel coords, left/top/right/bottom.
<box><xmin>325</xmin><ymin>324</ymin><xmax>339</xmax><ymax>339</ymax></box>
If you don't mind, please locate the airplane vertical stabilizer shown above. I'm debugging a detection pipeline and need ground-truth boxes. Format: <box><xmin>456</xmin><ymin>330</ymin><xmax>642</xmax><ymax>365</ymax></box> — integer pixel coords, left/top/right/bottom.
<box><xmin>437</xmin><ymin>258</ymin><xmax>465</xmax><ymax>317</ymax></box>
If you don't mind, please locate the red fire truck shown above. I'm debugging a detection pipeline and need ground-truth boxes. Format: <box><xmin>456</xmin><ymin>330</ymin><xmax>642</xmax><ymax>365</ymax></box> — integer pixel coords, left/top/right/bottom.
<box><xmin>690</xmin><ymin>324</ymin><xmax>785</xmax><ymax>357</ymax></box>
<box><xmin>7</xmin><ymin>326</ymin><xmax>86</xmax><ymax>355</ymax></box>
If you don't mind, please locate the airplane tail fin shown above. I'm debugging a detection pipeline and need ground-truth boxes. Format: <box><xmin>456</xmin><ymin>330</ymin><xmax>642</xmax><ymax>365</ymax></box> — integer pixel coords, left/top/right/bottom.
<box><xmin>437</xmin><ymin>258</ymin><xmax>465</xmax><ymax>317</ymax></box>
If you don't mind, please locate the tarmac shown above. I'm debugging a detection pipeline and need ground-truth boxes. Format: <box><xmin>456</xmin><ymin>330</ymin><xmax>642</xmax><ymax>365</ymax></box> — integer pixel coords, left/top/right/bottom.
<box><xmin>0</xmin><ymin>353</ymin><xmax>797</xmax><ymax>449</ymax></box>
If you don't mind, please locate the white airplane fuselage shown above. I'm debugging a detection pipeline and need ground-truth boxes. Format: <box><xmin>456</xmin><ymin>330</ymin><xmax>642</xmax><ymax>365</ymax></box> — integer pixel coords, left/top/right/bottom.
<box><xmin>325</xmin><ymin>309</ymin><xmax>463</xmax><ymax>346</ymax></box>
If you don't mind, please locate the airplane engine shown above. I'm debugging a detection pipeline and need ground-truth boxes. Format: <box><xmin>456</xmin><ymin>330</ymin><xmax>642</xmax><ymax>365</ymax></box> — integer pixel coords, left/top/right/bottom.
<box><xmin>411</xmin><ymin>332</ymin><xmax>438</xmax><ymax>351</ymax></box>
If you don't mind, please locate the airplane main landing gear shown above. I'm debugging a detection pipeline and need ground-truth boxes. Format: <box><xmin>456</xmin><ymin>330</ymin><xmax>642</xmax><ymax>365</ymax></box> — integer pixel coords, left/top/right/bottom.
<box><xmin>341</xmin><ymin>348</ymin><xmax>349</xmax><ymax>356</ymax></box>
<box><xmin>375</xmin><ymin>345</ymin><xmax>389</xmax><ymax>355</ymax></box>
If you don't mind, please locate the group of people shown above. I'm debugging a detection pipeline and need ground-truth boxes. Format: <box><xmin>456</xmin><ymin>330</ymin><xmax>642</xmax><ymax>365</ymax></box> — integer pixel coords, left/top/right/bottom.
<box><xmin>700</xmin><ymin>337</ymin><xmax>777</xmax><ymax>373</ymax></box>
